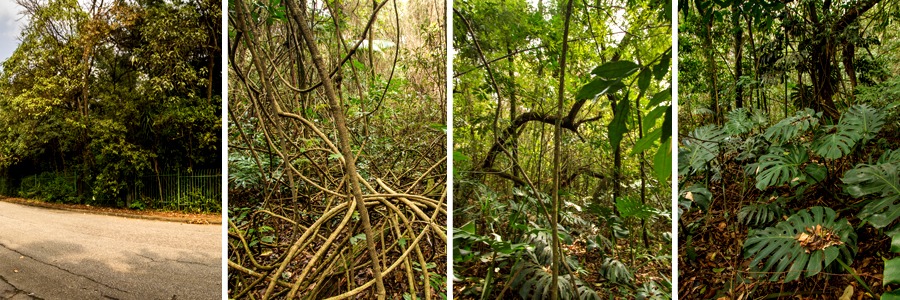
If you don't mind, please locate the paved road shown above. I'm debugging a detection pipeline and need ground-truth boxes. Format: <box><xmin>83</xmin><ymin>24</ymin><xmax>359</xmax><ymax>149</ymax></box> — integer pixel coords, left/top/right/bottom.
<box><xmin>0</xmin><ymin>201</ymin><xmax>221</xmax><ymax>300</ymax></box>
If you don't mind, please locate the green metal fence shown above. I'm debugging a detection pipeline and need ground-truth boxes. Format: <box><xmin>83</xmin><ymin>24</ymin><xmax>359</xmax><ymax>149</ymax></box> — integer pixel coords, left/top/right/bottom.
<box><xmin>2</xmin><ymin>169</ymin><xmax>221</xmax><ymax>213</ymax></box>
<box><xmin>129</xmin><ymin>169</ymin><xmax>222</xmax><ymax>212</ymax></box>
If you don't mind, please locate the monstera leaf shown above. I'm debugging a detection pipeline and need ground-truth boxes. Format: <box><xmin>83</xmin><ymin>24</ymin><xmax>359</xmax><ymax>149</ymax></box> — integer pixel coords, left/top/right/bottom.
<box><xmin>763</xmin><ymin>108</ymin><xmax>820</xmax><ymax>145</ymax></box>
<box><xmin>743</xmin><ymin>206</ymin><xmax>857</xmax><ymax>282</ymax></box>
<box><xmin>679</xmin><ymin>183</ymin><xmax>712</xmax><ymax>217</ymax></box>
<box><xmin>723</xmin><ymin>108</ymin><xmax>756</xmax><ymax>136</ymax></box>
<box><xmin>600</xmin><ymin>258</ymin><xmax>634</xmax><ymax>285</ymax></box>
<box><xmin>813</xmin><ymin>126</ymin><xmax>859</xmax><ymax>159</ymax></box>
<box><xmin>679</xmin><ymin>125</ymin><xmax>726</xmax><ymax>176</ymax></box>
<box><xmin>511</xmin><ymin>259</ymin><xmax>601</xmax><ymax>300</ymax></box>
<box><xmin>883</xmin><ymin>233</ymin><xmax>900</xmax><ymax>300</ymax></box>
<box><xmin>843</xmin><ymin>152</ymin><xmax>900</xmax><ymax>229</ymax></box>
<box><xmin>738</xmin><ymin>199</ymin><xmax>787</xmax><ymax>228</ymax></box>
<box><xmin>840</xmin><ymin>104</ymin><xmax>885</xmax><ymax>142</ymax></box>
<box><xmin>754</xmin><ymin>147</ymin><xmax>809</xmax><ymax>190</ymax></box>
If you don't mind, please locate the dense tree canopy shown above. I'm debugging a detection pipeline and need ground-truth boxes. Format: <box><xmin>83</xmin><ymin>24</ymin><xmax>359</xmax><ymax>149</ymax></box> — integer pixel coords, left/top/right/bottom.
<box><xmin>0</xmin><ymin>0</ymin><xmax>221</xmax><ymax>207</ymax></box>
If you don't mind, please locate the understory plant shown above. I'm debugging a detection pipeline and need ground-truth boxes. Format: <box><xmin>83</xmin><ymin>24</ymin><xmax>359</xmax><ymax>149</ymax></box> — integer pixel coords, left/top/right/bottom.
<box><xmin>680</xmin><ymin>103</ymin><xmax>900</xmax><ymax>289</ymax></box>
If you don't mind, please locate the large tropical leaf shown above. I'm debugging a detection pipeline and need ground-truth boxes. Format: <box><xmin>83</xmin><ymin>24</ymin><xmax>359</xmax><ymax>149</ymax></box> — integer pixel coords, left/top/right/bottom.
<box><xmin>840</xmin><ymin>104</ymin><xmax>885</xmax><ymax>142</ymax></box>
<box><xmin>600</xmin><ymin>257</ymin><xmax>634</xmax><ymax>285</ymax></box>
<box><xmin>738</xmin><ymin>199</ymin><xmax>787</xmax><ymax>228</ymax></box>
<box><xmin>763</xmin><ymin>108</ymin><xmax>820</xmax><ymax>145</ymax></box>
<box><xmin>511</xmin><ymin>260</ymin><xmax>601</xmax><ymax>300</ymax></box>
<box><xmin>723</xmin><ymin>108</ymin><xmax>755</xmax><ymax>136</ymax></box>
<box><xmin>812</xmin><ymin>126</ymin><xmax>859</xmax><ymax>159</ymax></box>
<box><xmin>678</xmin><ymin>183</ymin><xmax>712</xmax><ymax>217</ymax></box>
<box><xmin>679</xmin><ymin>125</ymin><xmax>726</xmax><ymax>176</ymax></box>
<box><xmin>844</xmin><ymin>152</ymin><xmax>900</xmax><ymax>229</ymax></box>
<box><xmin>743</xmin><ymin>206</ymin><xmax>857</xmax><ymax>282</ymax></box>
<box><xmin>754</xmin><ymin>147</ymin><xmax>809</xmax><ymax>190</ymax></box>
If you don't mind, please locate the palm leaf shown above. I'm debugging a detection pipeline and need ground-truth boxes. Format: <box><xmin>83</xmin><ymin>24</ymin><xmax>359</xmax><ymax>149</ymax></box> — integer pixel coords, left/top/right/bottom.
<box><xmin>743</xmin><ymin>206</ymin><xmax>857</xmax><ymax>282</ymax></box>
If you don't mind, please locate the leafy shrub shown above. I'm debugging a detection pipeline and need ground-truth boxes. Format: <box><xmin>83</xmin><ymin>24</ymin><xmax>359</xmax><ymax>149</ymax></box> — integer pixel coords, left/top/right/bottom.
<box><xmin>18</xmin><ymin>172</ymin><xmax>78</xmax><ymax>203</ymax></box>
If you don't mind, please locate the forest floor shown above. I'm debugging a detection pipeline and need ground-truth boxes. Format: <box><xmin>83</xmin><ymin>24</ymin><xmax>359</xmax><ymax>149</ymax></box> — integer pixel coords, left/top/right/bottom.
<box><xmin>0</xmin><ymin>196</ymin><xmax>221</xmax><ymax>224</ymax></box>
<box><xmin>678</xmin><ymin>160</ymin><xmax>889</xmax><ymax>299</ymax></box>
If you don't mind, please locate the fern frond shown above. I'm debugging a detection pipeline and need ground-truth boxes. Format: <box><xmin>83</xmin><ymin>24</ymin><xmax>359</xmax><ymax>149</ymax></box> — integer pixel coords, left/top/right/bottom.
<box><xmin>743</xmin><ymin>206</ymin><xmax>857</xmax><ymax>282</ymax></box>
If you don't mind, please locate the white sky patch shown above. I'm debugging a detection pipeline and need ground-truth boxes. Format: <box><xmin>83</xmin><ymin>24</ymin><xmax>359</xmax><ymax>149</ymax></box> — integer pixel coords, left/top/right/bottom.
<box><xmin>0</xmin><ymin>1</ymin><xmax>25</xmax><ymax>66</ymax></box>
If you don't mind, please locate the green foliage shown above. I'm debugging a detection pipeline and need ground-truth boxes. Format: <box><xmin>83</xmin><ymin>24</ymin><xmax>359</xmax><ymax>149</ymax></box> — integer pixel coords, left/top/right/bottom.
<box><xmin>883</xmin><ymin>233</ymin><xmax>900</xmax><ymax>299</ymax></box>
<box><xmin>738</xmin><ymin>199</ymin><xmax>787</xmax><ymax>228</ymax></box>
<box><xmin>616</xmin><ymin>196</ymin><xmax>655</xmax><ymax>219</ymax></box>
<box><xmin>843</xmin><ymin>149</ymin><xmax>900</xmax><ymax>229</ymax></box>
<box><xmin>679</xmin><ymin>125</ymin><xmax>727</xmax><ymax>176</ymax></box>
<box><xmin>678</xmin><ymin>183</ymin><xmax>711</xmax><ymax>216</ymax></box>
<box><xmin>0</xmin><ymin>0</ymin><xmax>221</xmax><ymax>211</ymax></box>
<box><xmin>600</xmin><ymin>257</ymin><xmax>634</xmax><ymax>285</ymax></box>
<box><xmin>743</xmin><ymin>207</ymin><xmax>857</xmax><ymax>282</ymax></box>
<box><xmin>511</xmin><ymin>260</ymin><xmax>600</xmax><ymax>300</ymax></box>
<box><xmin>753</xmin><ymin>147</ymin><xmax>809</xmax><ymax>190</ymax></box>
<box><xmin>723</xmin><ymin>108</ymin><xmax>760</xmax><ymax>136</ymax></box>
<box><xmin>18</xmin><ymin>172</ymin><xmax>78</xmax><ymax>203</ymax></box>
<box><xmin>763</xmin><ymin>108</ymin><xmax>820</xmax><ymax>146</ymax></box>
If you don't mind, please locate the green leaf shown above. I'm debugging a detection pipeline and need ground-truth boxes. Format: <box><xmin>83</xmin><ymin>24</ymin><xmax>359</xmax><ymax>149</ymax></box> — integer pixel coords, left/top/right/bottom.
<box><xmin>844</xmin><ymin>161</ymin><xmax>900</xmax><ymax>228</ymax></box>
<box><xmin>328</xmin><ymin>153</ymin><xmax>343</xmax><ymax>160</ymax></box>
<box><xmin>616</xmin><ymin>196</ymin><xmax>654</xmax><ymax>219</ymax></box>
<box><xmin>654</xmin><ymin>138</ymin><xmax>672</xmax><ymax>183</ymax></box>
<box><xmin>576</xmin><ymin>78</ymin><xmax>625</xmax><ymax>100</ymax></box>
<box><xmin>453</xmin><ymin>150</ymin><xmax>470</xmax><ymax>162</ymax></box>
<box><xmin>661</xmin><ymin>106</ymin><xmax>672</xmax><ymax>142</ymax></box>
<box><xmin>631</xmin><ymin>128</ymin><xmax>661</xmax><ymax>156</ymax></box>
<box><xmin>590</xmin><ymin>61</ymin><xmax>639</xmax><ymax>79</ymax></box>
<box><xmin>647</xmin><ymin>88</ymin><xmax>671</xmax><ymax>108</ymax></box>
<box><xmin>743</xmin><ymin>206</ymin><xmax>856</xmax><ymax>282</ymax></box>
<box><xmin>882</xmin><ymin>290</ymin><xmax>900</xmax><ymax>300</ymax></box>
<box><xmin>637</xmin><ymin>68</ymin><xmax>651</xmax><ymax>93</ymax></box>
<box><xmin>754</xmin><ymin>148</ymin><xmax>808</xmax><ymax>190</ymax></box>
<box><xmin>350</xmin><ymin>233</ymin><xmax>366</xmax><ymax>245</ymax></box>
<box><xmin>813</xmin><ymin>129</ymin><xmax>858</xmax><ymax>159</ymax></box>
<box><xmin>429</xmin><ymin>123</ymin><xmax>447</xmax><ymax>133</ymax></box>
<box><xmin>653</xmin><ymin>49</ymin><xmax>671</xmax><ymax>80</ymax></box>
<box><xmin>885</xmin><ymin>257</ymin><xmax>900</xmax><ymax>285</ymax></box>
<box><xmin>608</xmin><ymin>99</ymin><xmax>630</xmax><ymax>149</ymax></box>
<box><xmin>643</xmin><ymin>105</ymin><xmax>667</xmax><ymax>131</ymax></box>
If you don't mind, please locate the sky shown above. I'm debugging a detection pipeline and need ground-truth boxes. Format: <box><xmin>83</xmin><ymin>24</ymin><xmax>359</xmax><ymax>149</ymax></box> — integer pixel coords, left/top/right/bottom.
<box><xmin>0</xmin><ymin>0</ymin><xmax>25</xmax><ymax>66</ymax></box>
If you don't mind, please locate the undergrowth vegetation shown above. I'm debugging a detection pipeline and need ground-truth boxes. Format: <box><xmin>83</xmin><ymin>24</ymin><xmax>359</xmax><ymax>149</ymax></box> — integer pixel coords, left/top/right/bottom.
<box><xmin>453</xmin><ymin>0</ymin><xmax>673</xmax><ymax>299</ymax></box>
<box><xmin>226</xmin><ymin>0</ymin><xmax>446</xmax><ymax>299</ymax></box>
<box><xmin>678</xmin><ymin>1</ymin><xmax>900</xmax><ymax>297</ymax></box>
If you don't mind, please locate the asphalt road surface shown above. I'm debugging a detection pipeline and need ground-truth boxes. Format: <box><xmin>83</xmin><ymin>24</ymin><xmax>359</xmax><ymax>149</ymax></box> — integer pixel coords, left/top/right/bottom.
<box><xmin>0</xmin><ymin>201</ymin><xmax>221</xmax><ymax>300</ymax></box>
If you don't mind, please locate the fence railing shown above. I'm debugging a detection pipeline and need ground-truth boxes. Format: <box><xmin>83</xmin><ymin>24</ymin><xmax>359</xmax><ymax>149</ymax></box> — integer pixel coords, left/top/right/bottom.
<box><xmin>129</xmin><ymin>169</ymin><xmax>222</xmax><ymax>212</ymax></box>
<box><xmin>3</xmin><ymin>169</ymin><xmax>221</xmax><ymax>213</ymax></box>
